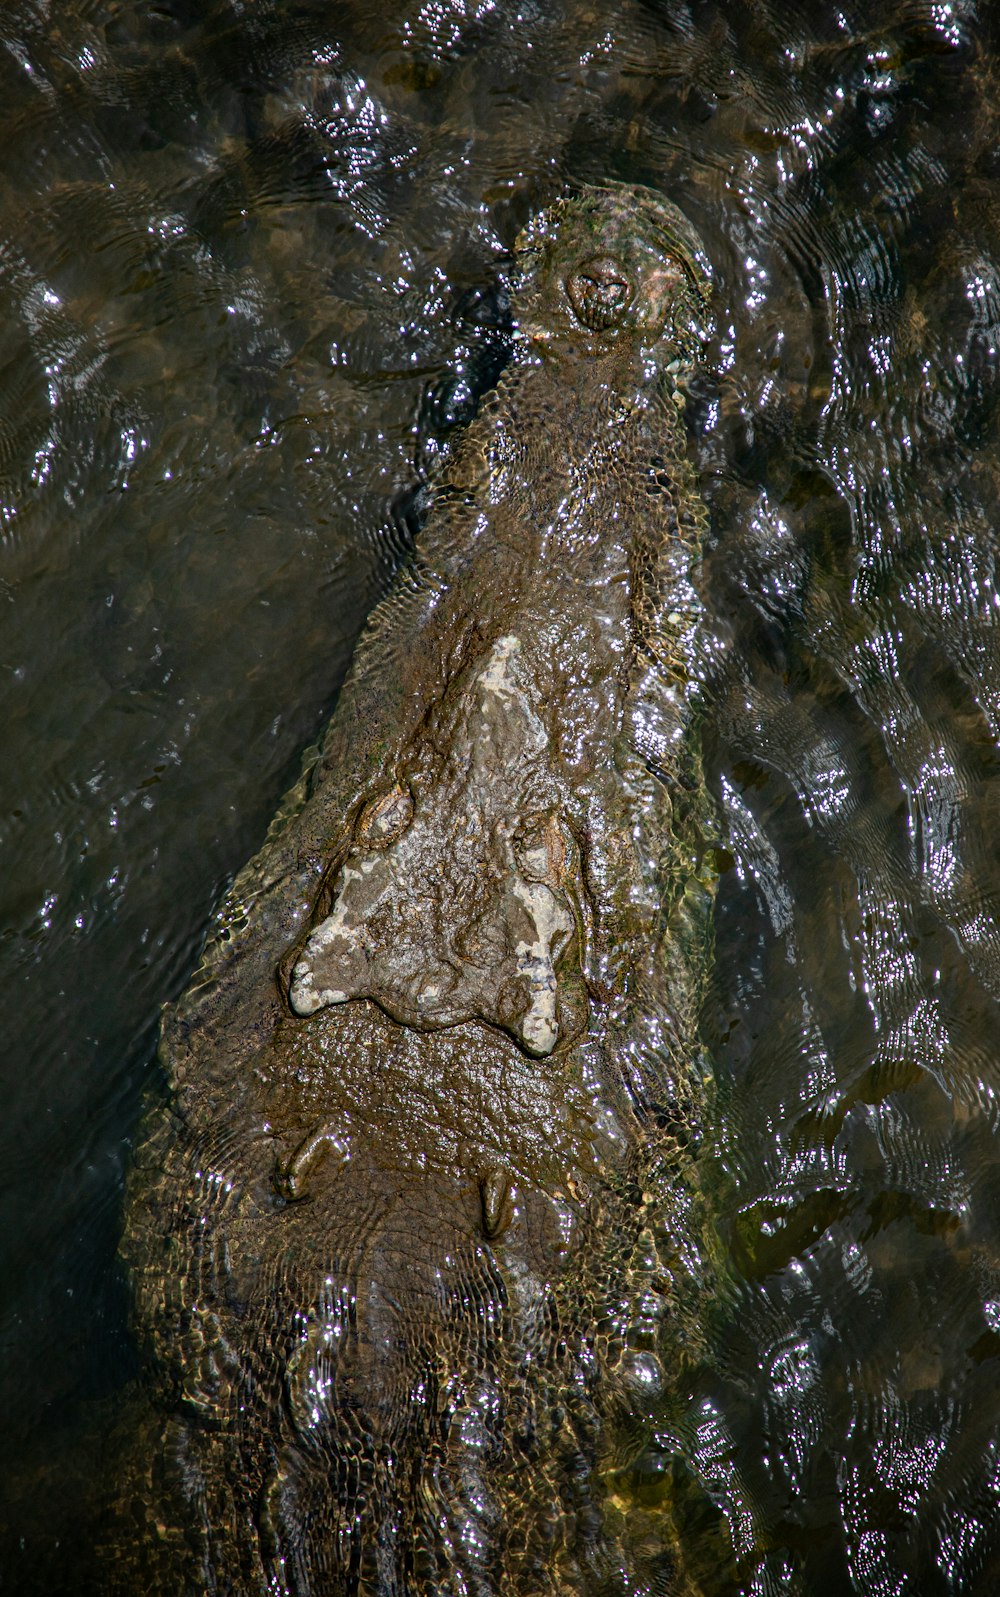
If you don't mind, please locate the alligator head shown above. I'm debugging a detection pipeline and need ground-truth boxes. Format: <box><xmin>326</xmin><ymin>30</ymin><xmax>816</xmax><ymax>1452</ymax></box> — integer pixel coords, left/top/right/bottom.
<box><xmin>289</xmin><ymin>633</ymin><xmax>586</xmax><ymax>1058</ymax></box>
<box><xmin>512</xmin><ymin>182</ymin><xmax>711</xmax><ymax>372</ymax></box>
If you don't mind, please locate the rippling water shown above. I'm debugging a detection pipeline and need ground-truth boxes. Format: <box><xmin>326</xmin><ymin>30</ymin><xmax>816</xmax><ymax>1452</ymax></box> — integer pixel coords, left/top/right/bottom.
<box><xmin>2</xmin><ymin>0</ymin><xmax>1000</xmax><ymax>1591</ymax></box>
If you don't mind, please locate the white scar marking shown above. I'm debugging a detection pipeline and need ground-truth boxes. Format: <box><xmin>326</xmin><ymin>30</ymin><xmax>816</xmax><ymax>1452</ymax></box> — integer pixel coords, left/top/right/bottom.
<box><xmin>289</xmin><ymin>856</ymin><xmax>383</xmax><ymax>1015</ymax></box>
<box><xmin>478</xmin><ymin>633</ymin><xmax>522</xmax><ymax>696</ymax></box>
<box><xmin>511</xmin><ymin>877</ymin><xmax>573</xmax><ymax>1056</ymax></box>
<box><xmin>476</xmin><ymin>634</ymin><xmax>548</xmax><ymax>756</ymax></box>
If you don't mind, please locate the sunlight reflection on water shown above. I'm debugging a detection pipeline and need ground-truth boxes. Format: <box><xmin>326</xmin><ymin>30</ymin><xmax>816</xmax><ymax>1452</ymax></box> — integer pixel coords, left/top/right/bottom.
<box><xmin>2</xmin><ymin>0</ymin><xmax>1000</xmax><ymax>1590</ymax></box>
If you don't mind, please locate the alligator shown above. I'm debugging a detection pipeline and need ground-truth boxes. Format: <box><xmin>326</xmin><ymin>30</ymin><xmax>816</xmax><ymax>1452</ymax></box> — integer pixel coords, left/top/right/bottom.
<box><xmin>111</xmin><ymin>182</ymin><xmax>719</xmax><ymax>1595</ymax></box>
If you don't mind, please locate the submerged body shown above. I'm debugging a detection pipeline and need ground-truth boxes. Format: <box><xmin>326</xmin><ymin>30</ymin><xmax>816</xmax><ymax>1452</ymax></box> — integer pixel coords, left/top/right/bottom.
<box><xmin>115</xmin><ymin>185</ymin><xmax>717</xmax><ymax>1594</ymax></box>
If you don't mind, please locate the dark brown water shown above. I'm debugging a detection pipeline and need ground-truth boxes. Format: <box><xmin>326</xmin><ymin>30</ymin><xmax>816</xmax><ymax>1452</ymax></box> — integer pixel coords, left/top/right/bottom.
<box><xmin>1</xmin><ymin>0</ymin><xmax>999</xmax><ymax>1590</ymax></box>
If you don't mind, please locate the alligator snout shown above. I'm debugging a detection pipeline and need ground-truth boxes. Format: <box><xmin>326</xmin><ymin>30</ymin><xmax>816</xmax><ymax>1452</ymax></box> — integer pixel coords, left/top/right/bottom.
<box><xmin>565</xmin><ymin>255</ymin><xmax>635</xmax><ymax>330</ymax></box>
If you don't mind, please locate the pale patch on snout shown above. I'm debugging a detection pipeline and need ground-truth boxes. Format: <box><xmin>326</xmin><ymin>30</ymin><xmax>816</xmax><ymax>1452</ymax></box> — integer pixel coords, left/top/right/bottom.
<box><xmin>510</xmin><ymin>877</ymin><xmax>574</xmax><ymax>1056</ymax></box>
<box><xmin>287</xmin><ymin>632</ymin><xmax>584</xmax><ymax>1058</ymax></box>
<box><xmin>478</xmin><ymin>633</ymin><xmax>522</xmax><ymax>694</ymax></box>
<box><xmin>289</xmin><ymin>856</ymin><xmax>386</xmax><ymax>1016</ymax></box>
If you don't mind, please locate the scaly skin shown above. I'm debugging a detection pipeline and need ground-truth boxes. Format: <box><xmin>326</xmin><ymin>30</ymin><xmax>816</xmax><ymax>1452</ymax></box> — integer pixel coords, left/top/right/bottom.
<box><xmin>113</xmin><ymin>184</ymin><xmax>717</xmax><ymax>1595</ymax></box>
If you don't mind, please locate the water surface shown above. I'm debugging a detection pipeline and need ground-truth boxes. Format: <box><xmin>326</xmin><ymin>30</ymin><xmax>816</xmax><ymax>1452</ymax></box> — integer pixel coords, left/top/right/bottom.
<box><xmin>2</xmin><ymin>0</ymin><xmax>1000</xmax><ymax>1590</ymax></box>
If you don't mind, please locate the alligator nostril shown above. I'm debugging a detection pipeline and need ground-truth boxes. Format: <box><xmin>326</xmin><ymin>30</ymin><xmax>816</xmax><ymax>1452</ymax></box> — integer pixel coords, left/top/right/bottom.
<box><xmin>565</xmin><ymin>256</ymin><xmax>634</xmax><ymax>331</ymax></box>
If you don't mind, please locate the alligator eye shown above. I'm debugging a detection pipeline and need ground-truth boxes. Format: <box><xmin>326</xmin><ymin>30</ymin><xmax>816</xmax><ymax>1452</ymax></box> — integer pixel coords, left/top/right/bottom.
<box><xmin>356</xmin><ymin>783</ymin><xmax>414</xmax><ymax>848</ymax></box>
<box><xmin>565</xmin><ymin>256</ymin><xmax>635</xmax><ymax>331</ymax></box>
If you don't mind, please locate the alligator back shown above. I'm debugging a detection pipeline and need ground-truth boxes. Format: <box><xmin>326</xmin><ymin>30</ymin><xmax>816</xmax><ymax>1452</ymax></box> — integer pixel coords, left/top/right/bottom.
<box><xmin>115</xmin><ymin>183</ymin><xmax>718</xmax><ymax>1596</ymax></box>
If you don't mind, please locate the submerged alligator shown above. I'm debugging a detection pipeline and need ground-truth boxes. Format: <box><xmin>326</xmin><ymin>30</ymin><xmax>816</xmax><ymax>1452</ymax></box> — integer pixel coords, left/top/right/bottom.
<box><xmin>113</xmin><ymin>183</ymin><xmax>718</xmax><ymax>1594</ymax></box>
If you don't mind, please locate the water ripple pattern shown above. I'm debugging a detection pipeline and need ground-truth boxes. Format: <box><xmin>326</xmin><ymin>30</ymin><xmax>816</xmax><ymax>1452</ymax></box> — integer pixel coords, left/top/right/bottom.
<box><xmin>3</xmin><ymin>0</ymin><xmax>1000</xmax><ymax>1592</ymax></box>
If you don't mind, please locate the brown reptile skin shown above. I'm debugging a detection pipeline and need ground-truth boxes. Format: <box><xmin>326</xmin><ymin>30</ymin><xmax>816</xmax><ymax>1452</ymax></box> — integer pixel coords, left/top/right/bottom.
<box><xmin>111</xmin><ymin>184</ymin><xmax>718</xmax><ymax>1597</ymax></box>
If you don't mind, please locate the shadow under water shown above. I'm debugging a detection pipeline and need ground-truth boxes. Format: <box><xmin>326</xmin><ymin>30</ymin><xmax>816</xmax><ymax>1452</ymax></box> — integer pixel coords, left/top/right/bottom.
<box><xmin>2</xmin><ymin>0</ymin><xmax>1000</xmax><ymax>1591</ymax></box>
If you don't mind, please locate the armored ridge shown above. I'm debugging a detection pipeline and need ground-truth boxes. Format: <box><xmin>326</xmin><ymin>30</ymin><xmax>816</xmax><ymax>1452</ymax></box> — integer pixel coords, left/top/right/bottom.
<box><xmin>113</xmin><ymin>183</ymin><xmax>717</xmax><ymax>1595</ymax></box>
